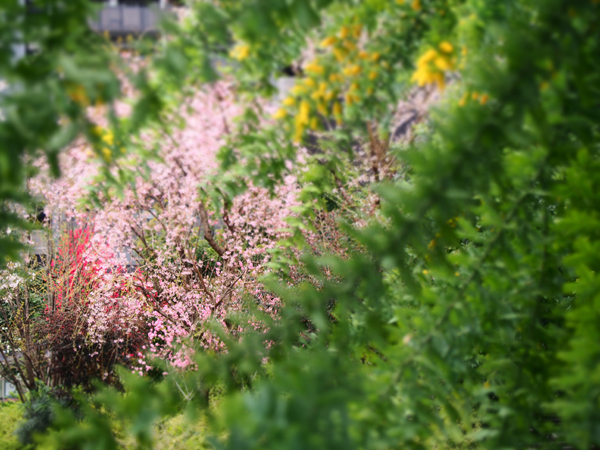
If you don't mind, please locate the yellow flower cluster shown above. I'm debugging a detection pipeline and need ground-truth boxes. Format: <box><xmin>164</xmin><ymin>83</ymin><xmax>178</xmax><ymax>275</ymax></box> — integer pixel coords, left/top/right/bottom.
<box><xmin>273</xmin><ymin>23</ymin><xmax>386</xmax><ymax>142</ymax></box>
<box><xmin>411</xmin><ymin>41</ymin><xmax>455</xmax><ymax>91</ymax></box>
<box><xmin>229</xmin><ymin>43</ymin><xmax>250</xmax><ymax>61</ymax></box>
<box><xmin>92</xmin><ymin>126</ymin><xmax>122</xmax><ymax>162</ymax></box>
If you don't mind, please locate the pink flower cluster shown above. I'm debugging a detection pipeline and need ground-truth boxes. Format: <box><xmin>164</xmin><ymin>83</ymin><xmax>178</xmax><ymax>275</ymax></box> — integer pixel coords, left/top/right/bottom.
<box><xmin>31</xmin><ymin>84</ymin><xmax>300</xmax><ymax>371</ymax></box>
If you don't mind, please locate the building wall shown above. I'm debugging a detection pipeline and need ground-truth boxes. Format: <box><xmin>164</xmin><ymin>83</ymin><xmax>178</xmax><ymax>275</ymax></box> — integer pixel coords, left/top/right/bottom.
<box><xmin>0</xmin><ymin>378</ymin><xmax>16</xmax><ymax>401</ymax></box>
<box><xmin>89</xmin><ymin>0</ymin><xmax>169</xmax><ymax>37</ymax></box>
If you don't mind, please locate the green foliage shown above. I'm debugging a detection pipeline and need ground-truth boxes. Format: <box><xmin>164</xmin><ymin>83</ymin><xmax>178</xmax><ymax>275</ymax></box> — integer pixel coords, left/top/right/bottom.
<box><xmin>16</xmin><ymin>385</ymin><xmax>77</xmax><ymax>447</ymax></box>
<box><xmin>148</xmin><ymin>414</ymin><xmax>208</xmax><ymax>450</ymax></box>
<box><xmin>3</xmin><ymin>0</ymin><xmax>600</xmax><ymax>449</ymax></box>
<box><xmin>0</xmin><ymin>401</ymin><xmax>23</xmax><ymax>450</ymax></box>
<box><xmin>0</xmin><ymin>0</ymin><xmax>120</xmax><ymax>265</ymax></box>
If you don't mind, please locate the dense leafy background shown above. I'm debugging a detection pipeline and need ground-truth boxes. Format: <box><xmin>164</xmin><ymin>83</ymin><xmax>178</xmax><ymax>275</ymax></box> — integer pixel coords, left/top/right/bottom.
<box><xmin>2</xmin><ymin>0</ymin><xmax>600</xmax><ymax>449</ymax></box>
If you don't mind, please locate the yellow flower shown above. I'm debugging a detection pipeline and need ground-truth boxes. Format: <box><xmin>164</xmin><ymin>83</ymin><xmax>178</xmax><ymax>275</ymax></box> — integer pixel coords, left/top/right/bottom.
<box><xmin>372</xmin><ymin>52</ymin><xmax>381</xmax><ymax>62</ymax></box>
<box><xmin>333</xmin><ymin>48</ymin><xmax>347</xmax><ymax>62</ymax></box>
<box><xmin>369</xmin><ymin>71</ymin><xmax>378</xmax><ymax>80</ymax></box>
<box><xmin>329</xmin><ymin>73</ymin><xmax>342</xmax><ymax>83</ymax></box>
<box><xmin>411</xmin><ymin>0</ymin><xmax>421</xmax><ymax>11</ymax></box>
<box><xmin>434</xmin><ymin>56</ymin><xmax>453</xmax><ymax>71</ymax></box>
<box><xmin>291</xmin><ymin>85</ymin><xmax>306</xmax><ymax>95</ymax></box>
<box><xmin>413</xmin><ymin>47</ymin><xmax>454</xmax><ymax>90</ymax></box>
<box><xmin>352</xmin><ymin>24</ymin><xmax>362</xmax><ymax>38</ymax></box>
<box><xmin>367</xmin><ymin>87</ymin><xmax>374</xmax><ymax>95</ymax></box>
<box><xmin>462</xmin><ymin>46</ymin><xmax>468</xmax><ymax>56</ymax></box>
<box><xmin>412</xmin><ymin>66</ymin><xmax>445</xmax><ymax>90</ymax></box>
<box><xmin>311</xmin><ymin>82</ymin><xmax>328</xmax><ymax>101</ymax></box>
<box><xmin>411</xmin><ymin>67</ymin><xmax>434</xmax><ymax>86</ymax></box>
<box><xmin>458</xmin><ymin>93</ymin><xmax>468</xmax><ymax>107</ymax></box>
<box><xmin>230</xmin><ymin>44</ymin><xmax>250</xmax><ymax>61</ymax></box>
<box><xmin>320</xmin><ymin>36</ymin><xmax>337</xmax><ymax>47</ymax></box>
<box><xmin>294</xmin><ymin>101</ymin><xmax>311</xmax><ymax>142</ymax></box>
<box><xmin>417</xmin><ymin>49</ymin><xmax>438</xmax><ymax>66</ymax></box>
<box><xmin>303</xmin><ymin>78</ymin><xmax>317</xmax><ymax>88</ymax></box>
<box><xmin>480</xmin><ymin>94</ymin><xmax>489</xmax><ymax>105</ymax></box>
<box><xmin>93</xmin><ymin>126</ymin><xmax>115</xmax><ymax>149</ymax></box>
<box><xmin>272</xmin><ymin>108</ymin><xmax>287</xmax><ymax>120</ymax></box>
<box><xmin>282</xmin><ymin>97</ymin><xmax>296</xmax><ymax>106</ymax></box>
<box><xmin>433</xmin><ymin>72</ymin><xmax>445</xmax><ymax>90</ymax></box>
<box><xmin>343</xmin><ymin>65</ymin><xmax>362</xmax><ymax>77</ymax></box>
<box><xmin>345</xmin><ymin>92</ymin><xmax>359</xmax><ymax>106</ymax></box>
<box><xmin>294</xmin><ymin>124</ymin><xmax>305</xmax><ymax>143</ymax></box>
<box><xmin>439</xmin><ymin>41</ymin><xmax>454</xmax><ymax>54</ymax></box>
<box><xmin>358</xmin><ymin>51</ymin><xmax>369</xmax><ymax>60</ymax></box>
<box><xmin>343</xmin><ymin>40</ymin><xmax>357</xmax><ymax>51</ymax></box>
<box><xmin>340</xmin><ymin>26</ymin><xmax>349</xmax><ymax>39</ymax></box>
<box><xmin>305</xmin><ymin>60</ymin><xmax>325</xmax><ymax>75</ymax></box>
<box><xmin>333</xmin><ymin>101</ymin><xmax>342</xmax><ymax>119</ymax></box>
<box><xmin>310</xmin><ymin>117</ymin><xmax>319</xmax><ymax>130</ymax></box>
<box><xmin>101</xmin><ymin>130</ymin><xmax>114</xmax><ymax>146</ymax></box>
<box><xmin>349</xmin><ymin>82</ymin><xmax>359</xmax><ymax>92</ymax></box>
<box><xmin>324</xmin><ymin>90</ymin><xmax>336</xmax><ymax>101</ymax></box>
<box><xmin>317</xmin><ymin>102</ymin><xmax>328</xmax><ymax>115</ymax></box>
<box><xmin>298</xmin><ymin>100</ymin><xmax>310</xmax><ymax>125</ymax></box>
<box><xmin>471</xmin><ymin>92</ymin><xmax>479</xmax><ymax>100</ymax></box>
<box><xmin>102</xmin><ymin>147</ymin><xmax>112</xmax><ymax>162</ymax></box>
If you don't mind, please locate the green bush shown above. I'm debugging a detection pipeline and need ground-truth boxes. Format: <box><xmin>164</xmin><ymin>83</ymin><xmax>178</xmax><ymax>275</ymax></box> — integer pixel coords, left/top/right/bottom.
<box><xmin>150</xmin><ymin>414</ymin><xmax>208</xmax><ymax>450</ymax></box>
<box><xmin>0</xmin><ymin>401</ymin><xmax>24</xmax><ymax>450</ymax></box>
<box><xmin>16</xmin><ymin>386</ymin><xmax>76</xmax><ymax>447</ymax></box>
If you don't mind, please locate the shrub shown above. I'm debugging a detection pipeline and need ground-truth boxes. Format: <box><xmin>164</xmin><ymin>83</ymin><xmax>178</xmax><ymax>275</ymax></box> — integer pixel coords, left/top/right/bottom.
<box><xmin>15</xmin><ymin>385</ymin><xmax>76</xmax><ymax>447</ymax></box>
<box><xmin>0</xmin><ymin>401</ymin><xmax>23</xmax><ymax>450</ymax></box>
<box><xmin>0</xmin><ymin>227</ymin><xmax>150</xmax><ymax>396</ymax></box>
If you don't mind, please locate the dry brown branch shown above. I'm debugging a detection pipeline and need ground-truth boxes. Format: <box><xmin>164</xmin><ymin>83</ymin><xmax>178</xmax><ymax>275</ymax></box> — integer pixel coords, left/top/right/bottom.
<box><xmin>198</xmin><ymin>200</ymin><xmax>226</xmax><ymax>257</ymax></box>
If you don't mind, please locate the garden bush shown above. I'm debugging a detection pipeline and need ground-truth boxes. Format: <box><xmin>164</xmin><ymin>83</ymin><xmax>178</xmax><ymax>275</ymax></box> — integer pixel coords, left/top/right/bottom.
<box><xmin>0</xmin><ymin>401</ymin><xmax>23</xmax><ymax>450</ymax></box>
<box><xmin>15</xmin><ymin>385</ymin><xmax>77</xmax><ymax>447</ymax></box>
